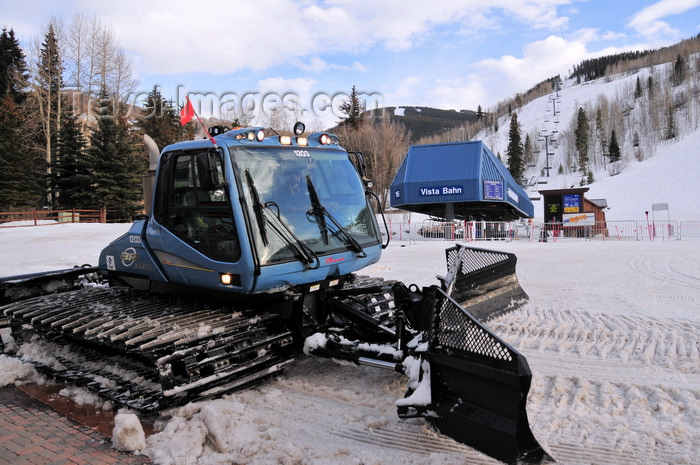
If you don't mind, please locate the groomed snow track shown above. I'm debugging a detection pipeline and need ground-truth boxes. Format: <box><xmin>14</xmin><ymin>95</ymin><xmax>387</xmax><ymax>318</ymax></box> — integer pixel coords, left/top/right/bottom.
<box><xmin>0</xmin><ymin>287</ymin><xmax>296</xmax><ymax>411</ymax></box>
<box><xmin>489</xmin><ymin>307</ymin><xmax>700</xmax><ymax>465</ymax></box>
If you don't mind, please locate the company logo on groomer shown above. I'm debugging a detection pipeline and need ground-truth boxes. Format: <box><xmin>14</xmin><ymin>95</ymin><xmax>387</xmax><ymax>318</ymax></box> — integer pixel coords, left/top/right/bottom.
<box><xmin>120</xmin><ymin>247</ymin><xmax>139</xmax><ymax>267</ymax></box>
<box><xmin>419</xmin><ymin>185</ymin><xmax>463</xmax><ymax>196</ymax></box>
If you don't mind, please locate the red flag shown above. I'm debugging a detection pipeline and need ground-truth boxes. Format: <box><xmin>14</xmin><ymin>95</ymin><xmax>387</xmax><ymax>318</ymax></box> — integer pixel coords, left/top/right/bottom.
<box><xmin>180</xmin><ymin>96</ymin><xmax>194</xmax><ymax>126</ymax></box>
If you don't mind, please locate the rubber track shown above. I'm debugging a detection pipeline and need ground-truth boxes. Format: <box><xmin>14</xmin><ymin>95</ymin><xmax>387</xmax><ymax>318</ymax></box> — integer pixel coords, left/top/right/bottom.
<box><xmin>1</xmin><ymin>287</ymin><xmax>296</xmax><ymax>410</ymax></box>
<box><xmin>342</xmin><ymin>275</ymin><xmax>397</xmax><ymax>326</ymax></box>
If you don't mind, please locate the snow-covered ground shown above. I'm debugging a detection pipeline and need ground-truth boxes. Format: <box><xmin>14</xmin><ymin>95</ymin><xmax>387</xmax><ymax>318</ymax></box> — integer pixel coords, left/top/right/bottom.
<box><xmin>1</xmin><ymin>57</ymin><xmax>698</xmax><ymax>465</ymax></box>
<box><xmin>1</xmin><ymin>222</ymin><xmax>698</xmax><ymax>464</ymax></box>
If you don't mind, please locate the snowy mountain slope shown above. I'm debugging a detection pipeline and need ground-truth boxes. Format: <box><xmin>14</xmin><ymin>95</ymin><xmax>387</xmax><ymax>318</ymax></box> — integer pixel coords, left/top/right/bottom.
<box><xmin>480</xmin><ymin>57</ymin><xmax>700</xmax><ymax>221</ymax></box>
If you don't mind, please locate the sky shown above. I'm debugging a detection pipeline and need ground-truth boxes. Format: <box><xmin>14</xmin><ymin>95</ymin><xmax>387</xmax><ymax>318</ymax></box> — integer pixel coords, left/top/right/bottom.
<box><xmin>2</xmin><ymin>0</ymin><xmax>699</xmax><ymax>129</ymax></box>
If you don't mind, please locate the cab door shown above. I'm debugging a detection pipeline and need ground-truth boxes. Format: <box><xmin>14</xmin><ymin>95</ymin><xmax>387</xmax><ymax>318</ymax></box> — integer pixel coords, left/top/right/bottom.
<box><xmin>149</xmin><ymin>149</ymin><xmax>241</xmax><ymax>285</ymax></box>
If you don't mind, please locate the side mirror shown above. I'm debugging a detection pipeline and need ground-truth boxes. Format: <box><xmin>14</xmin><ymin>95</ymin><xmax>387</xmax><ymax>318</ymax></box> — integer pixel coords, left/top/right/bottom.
<box><xmin>348</xmin><ymin>151</ymin><xmax>372</xmax><ymax>187</ymax></box>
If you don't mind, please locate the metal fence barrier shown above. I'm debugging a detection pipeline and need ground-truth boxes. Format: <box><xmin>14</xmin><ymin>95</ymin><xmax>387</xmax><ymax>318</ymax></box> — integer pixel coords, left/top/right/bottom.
<box><xmin>3</xmin><ymin>210</ymin><xmax>698</xmax><ymax>241</ymax></box>
<box><xmin>384</xmin><ymin>219</ymin><xmax>698</xmax><ymax>242</ymax></box>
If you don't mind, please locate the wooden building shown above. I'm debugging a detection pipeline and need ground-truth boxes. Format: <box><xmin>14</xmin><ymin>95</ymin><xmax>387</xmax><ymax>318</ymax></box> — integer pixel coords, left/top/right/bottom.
<box><xmin>539</xmin><ymin>187</ymin><xmax>608</xmax><ymax>237</ymax></box>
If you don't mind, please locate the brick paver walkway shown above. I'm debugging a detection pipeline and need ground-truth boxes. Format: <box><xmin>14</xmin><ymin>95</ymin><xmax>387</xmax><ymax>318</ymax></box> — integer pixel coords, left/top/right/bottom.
<box><xmin>0</xmin><ymin>387</ymin><xmax>150</xmax><ymax>465</ymax></box>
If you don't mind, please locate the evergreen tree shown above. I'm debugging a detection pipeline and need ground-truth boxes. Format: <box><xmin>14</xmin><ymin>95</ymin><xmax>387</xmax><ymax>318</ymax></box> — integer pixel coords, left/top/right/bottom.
<box><xmin>0</xmin><ymin>28</ymin><xmax>43</xmax><ymax>210</ymax></box>
<box><xmin>634</xmin><ymin>76</ymin><xmax>643</xmax><ymax>99</ymax></box>
<box><xmin>338</xmin><ymin>85</ymin><xmax>364</xmax><ymax>130</ymax></box>
<box><xmin>0</xmin><ymin>28</ymin><xmax>29</xmax><ymax>103</ymax></box>
<box><xmin>506</xmin><ymin>113</ymin><xmax>524</xmax><ymax>183</ymax></box>
<box><xmin>51</xmin><ymin>105</ymin><xmax>90</xmax><ymax>209</ymax></box>
<box><xmin>665</xmin><ymin>105</ymin><xmax>677</xmax><ymax>140</ymax></box>
<box><xmin>595</xmin><ymin>108</ymin><xmax>608</xmax><ymax>161</ymax></box>
<box><xmin>608</xmin><ymin>129</ymin><xmax>621</xmax><ymax>163</ymax></box>
<box><xmin>0</xmin><ymin>96</ymin><xmax>44</xmax><ymax>209</ymax></box>
<box><xmin>523</xmin><ymin>133</ymin><xmax>534</xmax><ymax>165</ymax></box>
<box><xmin>87</xmin><ymin>91</ymin><xmax>146</xmax><ymax>220</ymax></box>
<box><xmin>586</xmin><ymin>170</ymin><xmax>594</xmax><ymax>185</ymax></box>
<box><xmin>575</xmin><ymin>107</ymin><xmax>589</xmax><ymax>173</ymax></box>
<box><xmin>672</xmin><ymin>54</ymin><xmax>685</xmax><ymax>86</ymax></box>
<box><xmin>476</xmin><ymin>105</ymin><xmax>483</xmax><ymax>120</ymax></box>
<box><xmin>138</xmin><ymin>86</ymin><xmax>181</xmax><ymax>149</ymax></box>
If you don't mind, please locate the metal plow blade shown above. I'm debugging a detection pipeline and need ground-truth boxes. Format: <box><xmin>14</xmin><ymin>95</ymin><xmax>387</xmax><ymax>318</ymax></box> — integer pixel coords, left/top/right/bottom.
<box><xmin>443</xmin><ymin>245</ymin><xmax>528</xmax><ymax>322</ymax></box>
<box><xmin>427</xmin><ymin>286</ymin><xmax>553</xmax><ymax>464</ymax></box>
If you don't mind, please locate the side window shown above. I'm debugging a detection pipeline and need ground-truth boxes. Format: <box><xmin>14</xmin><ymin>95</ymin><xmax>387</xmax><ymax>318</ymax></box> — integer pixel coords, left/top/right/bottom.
<box><xmin>162</xmin><ymin>151</ymin><xmax>241</xmax><ymax>262</ymax></box>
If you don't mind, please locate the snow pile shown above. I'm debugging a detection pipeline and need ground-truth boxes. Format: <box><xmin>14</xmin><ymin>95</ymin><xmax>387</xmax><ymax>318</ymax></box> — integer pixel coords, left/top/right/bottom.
<box><xmin>0</xmin><ymin>328</ymin><xmax>41</xmax><ymax>386</ymax></box>
<box><xmin>112</xmin><ymin>413</ymin><xmax>147</xmax><ymax>452</ymax></box>
<box><xmin>395</xmin><ymin>356</ymin><xmax>431</xmax><ymax>407</ymax></box>
<box><xmin>302</xmin><ymin>332</ymin><xmax>327</xmax><ymax>355</ymax></box>
<box><xmin>143</xmin><ymin>359</ymin><xmax>466</xmax><ymax>465</ymax></box>
<box><xmin>0</xmin><ymin>354</ymin><xmax>39</xmax><ymax>387</ymax></box>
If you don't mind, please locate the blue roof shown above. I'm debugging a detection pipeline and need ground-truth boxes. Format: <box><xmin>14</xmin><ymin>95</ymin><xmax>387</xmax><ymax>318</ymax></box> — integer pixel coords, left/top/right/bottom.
<box><xmin>389</xmin><ymin>141</ymin><xmax>533</xmax><ymax>219</ymax></box>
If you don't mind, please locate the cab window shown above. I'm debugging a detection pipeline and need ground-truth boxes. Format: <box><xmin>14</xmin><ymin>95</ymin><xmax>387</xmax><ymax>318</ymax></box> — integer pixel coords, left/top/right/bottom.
<box><xmin>161</xmin><ymin>150</ymin><xmax>240</xmax><ymax>262</ymax></box>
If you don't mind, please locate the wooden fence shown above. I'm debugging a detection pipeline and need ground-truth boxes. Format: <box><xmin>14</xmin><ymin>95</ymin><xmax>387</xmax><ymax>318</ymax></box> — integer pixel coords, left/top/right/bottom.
<box><xmin>0</xmin><ymin>208</ymin><xmax>107</xmax><ymax>228</ymax></box>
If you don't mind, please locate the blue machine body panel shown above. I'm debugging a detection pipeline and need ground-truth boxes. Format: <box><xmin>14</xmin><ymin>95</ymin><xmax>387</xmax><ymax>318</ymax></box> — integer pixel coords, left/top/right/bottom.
<box><xmin>99</xmin><ymin>128</ymin><xmax>383</xmax><ymax>296</ymax></box>
<box><xmin>390</xmin><ymin>141</ymin><xmax>533</xmax><ymax>220</ymax></box>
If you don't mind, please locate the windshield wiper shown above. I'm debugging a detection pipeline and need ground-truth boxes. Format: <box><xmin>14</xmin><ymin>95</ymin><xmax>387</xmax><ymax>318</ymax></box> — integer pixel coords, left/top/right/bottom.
<box><xmin>244</xmin><ymin>169</ymin><xmax>269</xmax><ymax>246</ymax></box>
<box><xmin>305</xmin><ymin>175</ymin><xmax>329</xmax><ymax>245</ymax></box>
<box><xmin>305</xmin><ymin>175</ymin><xmax>366</xmax><ymax>258</ymax></box>
<box><xmin>244</xmin><ymin>169</ymin><xmax>319</xmax><ymax>269</ymax></box>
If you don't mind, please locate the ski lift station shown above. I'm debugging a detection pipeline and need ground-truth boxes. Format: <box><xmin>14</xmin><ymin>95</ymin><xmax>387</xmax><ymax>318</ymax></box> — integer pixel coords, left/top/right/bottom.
<box><xmin>390</xmin><ymin>141</ymin><xmax>534</xmax><ymax>221</ymax></box>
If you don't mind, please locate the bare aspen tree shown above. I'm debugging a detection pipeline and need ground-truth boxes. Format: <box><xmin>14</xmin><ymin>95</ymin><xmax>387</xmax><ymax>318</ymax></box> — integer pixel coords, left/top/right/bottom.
<box><xmin>97</xmin><ymin>26</ymin><xmax>115</xmax><ymax>98</ymax></box>
<box><xmin>335</xmin><ymin>115</ymin><xmax>410</xmax><ymax>208</ymax></box>
<box><xmin>64</xmin><ymin>15</ymin><xmax>136</xmax><ymax>116</ymax></box>
<box><xmin>109</xmin><ymin>48</ymin><xmax>138</xmax><ymax>110</ymax></box>
<box><xmin>64</xmin><ymin>14</ymin><xmax>86</xmax><ymax>90</ymax></box>
<box><xmin>29</xmin><ymin>19</ymin><xmax>64</xmax><ymax>206</ymax></box>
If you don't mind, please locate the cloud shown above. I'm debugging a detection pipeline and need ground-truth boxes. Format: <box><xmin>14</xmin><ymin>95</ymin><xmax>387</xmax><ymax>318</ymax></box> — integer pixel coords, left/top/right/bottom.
<box><xmin>386</xmin><ymin>31</ymin><xmax>618</xmax><ymax>112</ymax></box>
<box><xmin>429</xmin><ymin>79</ymin><xmax>488</xmax><ymax>113</ymax></box>
<box><xmin>292</xmin><ymin>56</ymin><xmax>366</xmax><ymax>73</ymax></box>
<box><xmin>65</xmin><ymin>0</ymin><xmax>578</xmax><ymax>75</ymax></box>
<box><xmin>383</xmin><ymin>77</ymin><xmax>424</xmax><ymax>106</ymax></box>
<box><xmin>573</xmin><ymin>28</ymin><xmax>626</xmax><ymax>43</ymax></box>
<box><xmin>476</xmin><ymin>35</ymin><xmax>587</xmax><ymax>96</ymax></box>
<box><xmin>504</xmin><ymin>0</ymin><xmax>572</xmax><ymax>30</ymax></box>
<box><xmin>628</xmin><ymin>0</ymin><xmax>700</xmax><ymax>37</ymax></box>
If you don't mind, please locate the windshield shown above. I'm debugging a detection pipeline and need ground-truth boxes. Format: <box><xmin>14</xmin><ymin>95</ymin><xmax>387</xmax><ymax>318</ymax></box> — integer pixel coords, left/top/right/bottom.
<box><xmin>233</xmin><ymin>146</ymin><xmax>380</xmax><ymax>266</ymax></box>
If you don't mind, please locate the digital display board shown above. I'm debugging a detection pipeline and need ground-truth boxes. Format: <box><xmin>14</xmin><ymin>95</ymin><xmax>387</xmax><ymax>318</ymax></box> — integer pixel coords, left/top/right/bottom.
<box><xmin>484</xmin><ymin>180</ymin><xmax>503</xmax><ymax>200</ymax></box>
<box><xmin>563</xmin><ymin>194</ymin><xmax>581</xmax><ymax>212</ymax></box>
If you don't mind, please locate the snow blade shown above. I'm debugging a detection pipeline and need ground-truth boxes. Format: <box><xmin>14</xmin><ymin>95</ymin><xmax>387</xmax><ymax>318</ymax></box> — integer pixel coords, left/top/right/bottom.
<box><xmin>426</xmin><ymin>286</ymin><xmax>553</xmax><ymax>464</ymax></box>
<box><xmin>443</xmin><ymin>245</ymin><xmax>528</xmax><ymax>322</ymax></box>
